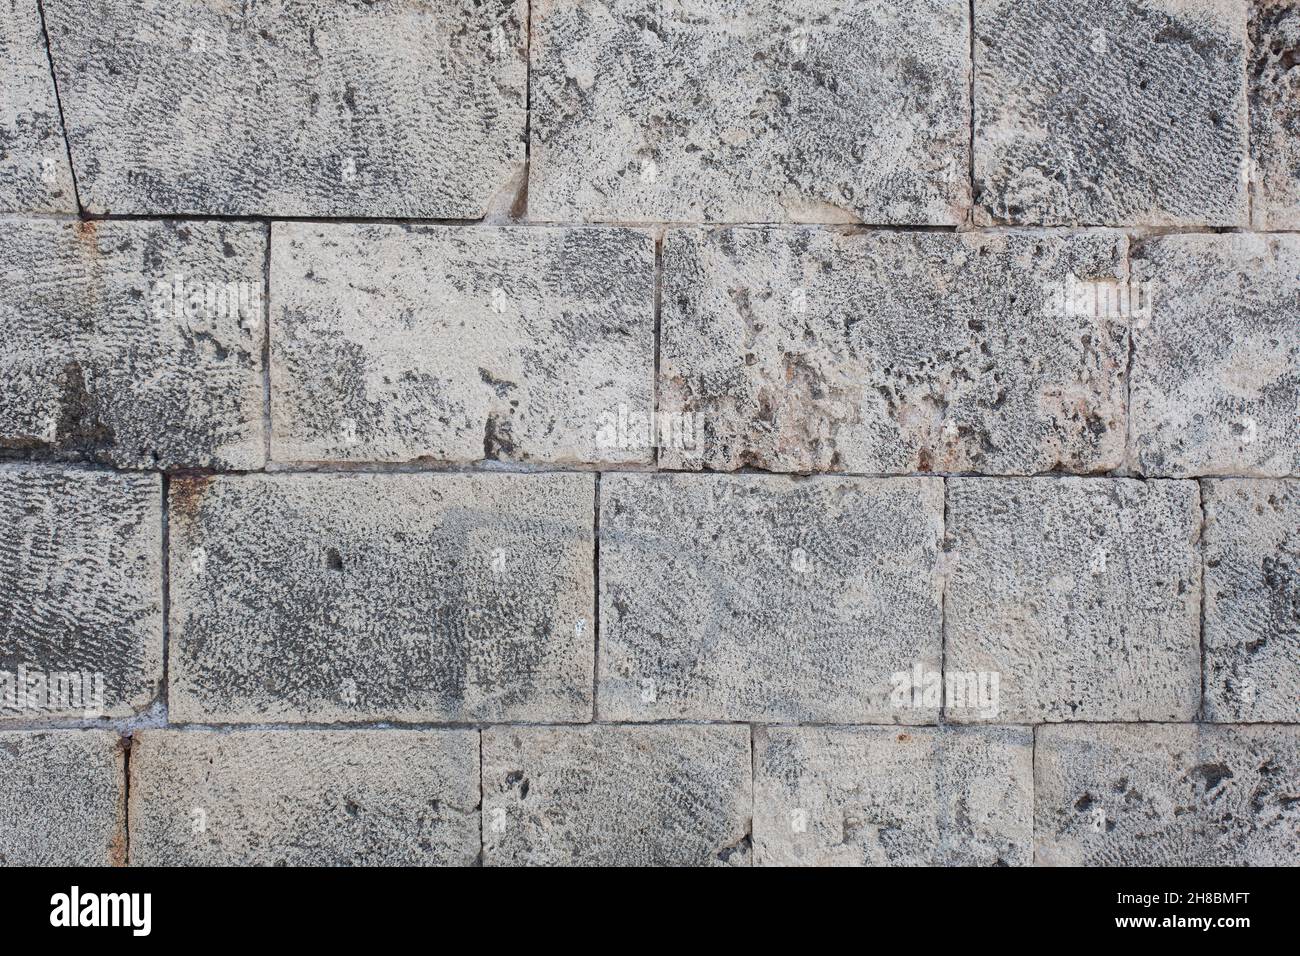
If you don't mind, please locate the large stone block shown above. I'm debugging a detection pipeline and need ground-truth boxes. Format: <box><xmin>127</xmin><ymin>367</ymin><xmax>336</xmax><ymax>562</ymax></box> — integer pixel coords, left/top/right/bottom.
<box><xmin>42</xmin><ymin>0</ymin><xmax>526</xmax><ymax>216</ymax></box>
<box><xmin>974</xmin><ymin>0</ymin><xmax>1249</xmax><ymax>226</ymax></box>
<box><xmin>481</xmin><ymin>725</ymin><xmax>752</xmax><ymax>866</ymax></box>
<box><xmin>129</xmin><ymin>730</ymin><xmax>481</xmax><ymax>866</ymax></box>
<box><xmin>0</xmin><ymin>731</ymin><xmax>125</xmax><ymax>866</ymax></box>
<box><xmin>660</xmin><ymin>228</ymin><xmax>1129</xmax><ymax>473</ymax></box>
<box><xmin>168</xmin><ymin>473</ymin><xmax>595</xmax><ymax>724</ymax></box>
<box><xmin>1250</xmin><ymin>1</ymin><xmax>1300</xmax><ymax>229</ymax></box>
<box><xmin>530</xmin><ymin>0</ymin><xmax>970</xmax><ymax>224</ymax></box>
<box><xmin>0</xmin><ymin>469</ymin><xmax>162</xmax><ymax>720</ymax></box>
<box><xmin>1130</xmin><ymin>233</ymin><xmax>1300</xmax><ymax>477</ymax></box>
<box><xmin>599</xmin><ymin>474</ymin><xmax>944</xmax><ymax>722</ymax></box>
<box><xmin>0</xmin><ymin>217</ymin><xmax>266</xmax><ymax>469</ymax></box>
<box><xmin>946</xmin><ymin>478</ymin><xmax>1201</xmax><ymax>723</ymax></box>
<box><xmin>754</xmin><ymin>726</ymin><xmax>1033</xmax><ymax>866</ymax></box>
<box><xmin>0</xmin><ymin>0</ymin><xmax>76</xmax><ymax>211</ymax></box>
<box><xmin>270</xmin><ymin>224</ymin><xmax>655</xmax><ymax>465</ymax></box>
<box><xmin>1203</xmin><ymin>479</ymin><xmax>1300</xmax><ymax>722</ymax></box>
<box><xmin>1036</xmin><ymin>724</ymin><xmax>1300</xmax><ymax>865</ymax></box>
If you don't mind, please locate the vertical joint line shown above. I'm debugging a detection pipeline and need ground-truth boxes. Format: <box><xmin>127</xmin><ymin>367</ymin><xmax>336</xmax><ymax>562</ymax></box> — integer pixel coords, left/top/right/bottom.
<box><xmin>261</xmin><ymin>222</ymin><xmax>273</xmax><ymax>465</ymax></box>
<box><xmin>966</xmin><ymin>0</ymin><xmax>977</xmax><ymax>227</ymax></box>
<box><xmin>939</xmin><ymin>476</ymin><xmax>950</xmax><ymax>724</ymax></box>
<box><xmin>35</xmin><ymin>0</ymin><xmax>82</xmax><ymax>214</ymax></box>
<box><xmin>591</xmin><ymin>473</ymin><xmax>601</xmax><ymax>722</ymax></box>
<box><xmin>652</xmin><ymin>231</ymin><xmax>664</xmax><ymax>468</ymax></box>
<box><xmin>160</xmin><ymin>474</ymin><xmax>171</xmax><ymax>721</ymax></box>
<box><xmin>1196</xmin><ymin>478</ymin><xmax>1208</xmax><ymax>722</ymax></box>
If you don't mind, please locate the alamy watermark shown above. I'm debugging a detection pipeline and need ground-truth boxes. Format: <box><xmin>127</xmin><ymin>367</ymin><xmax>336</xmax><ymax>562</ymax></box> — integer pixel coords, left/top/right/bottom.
<box><xmin>0</xmin><ymin>665</ymin><xmax>106</xmax><ymax>718</ymax></box>
<box><xmin>1043</xmin><ymin>274</ymin><xmax>1154</xmax><ymax>326</ymax></box>
<box><xmin>596</xmin><ymin>404</ymin><xmax>705</xmax><ymax>452</ymax></box>
<box><xmin>149</xmin><ymin>273</ymin><xmax>262</xmax><ymax>324</ymax></box>
<box><xmin>891</xmin><ymin>663</ymin><xmax>1000</xmax><ymax>718</ymax></box>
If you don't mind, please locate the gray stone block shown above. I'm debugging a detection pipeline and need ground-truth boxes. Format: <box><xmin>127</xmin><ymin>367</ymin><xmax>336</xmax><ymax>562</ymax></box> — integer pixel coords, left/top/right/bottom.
<box><xmin>42</xmin><ymin>0</ymin><xmax>526</xmax><ymax>216</ymax></box>
<box><xmin>0</xmin><ymin>469</ymin><xmax>162</xmax><ymax>720</ymax></box>
<box><xmin>1250</xmin><ymin>1</ymin><xmax>1300</xmax><ymax>229</ymax></box>
<box><xmin>599</xmin><ymin>474</ymin><xmax>943</xmax><ymax>723</ymax></box>
<box><xmin>0</xmin><ymin>0</ymin><xmax>76</xmax><ymax>212</ymax></box>
<box><xmin>129</xmin><ymin>730</ymin><xmax>480</xmax><ymax>866</ymax></box>
<box><xmin>168</xmin><ymin>473</ymin><xmax>595</xmax><ymax>724</ymax></box>
<box><xmin>660</xmin><ymin>228</ymin><xmax>1129</xmax><ymax>474</ymax></box>
<box><xmin>270</xmin><ymin>224</ymin><xmax>655</xmax><ymax>465</ymax></box>
<box><xmin>1131</xmin><ymin>233</ymin><xmax>1300</xmax><ymax>477</ymax></box>
<box><xmin>1036</xmin><ymin>723</ymin><xmax>1300</xmax><ymax>865</ymax></box>
<box><xmin>974</xmin><ymin>0</ymin><xmax>1249</xmax><ymax>226</ymax></box>
<box><xmin>0</xmin><ymin>217</ymin><xmax>266</xmax><ymax>469</ymax></box>
<box><xmin>529</xmin><ymin>0</ymin><xmax>971</xmax><ymax>224</ymax></box>
<box><xmin>481</xmin><ymin>724</ymin><xmax>751</xmax><ymax>866</ymax></box>
<box><xmin>1203</xmin><ymin>479</ymin><xmax>1300</xmax><ymax>722</ymax></box>
<box><xmin>0</xmin><ymin>731</ymin><xmax>125</xmax><ymax>866</ymax></box>
<box><xmin>753</xmin><ymin>726</ymin><xmax>1033</xmax><ymax>866</ymax></box>
<box><xmin>946</xmin><ymin>478</ymin><xmax>1201</xmax><ymax>723</ymax></box>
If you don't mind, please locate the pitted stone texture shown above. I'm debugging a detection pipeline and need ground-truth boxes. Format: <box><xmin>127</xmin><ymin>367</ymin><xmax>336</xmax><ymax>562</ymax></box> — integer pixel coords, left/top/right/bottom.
<box><xmin>530</xmin><ymin>0</ymin><xmax>970</xmax><ymax>224</ymax></box>
<box><xmin>599</xmin><ymin>474</ymin><xmax>943</xmax><ymax>722</ymax></box>
<box><xmin>1036</xmin><ymin>724</ymin><xmax>1300</xmax><ymax>866</ymax></box>
<box><xmin>1203</xmin><ymin>479</ymin><xmax>1300</xmax><ymax>722</ymax></box>
<box><xmin>753</xmin><ymin>727</ymin><xmax>1033</xmax><ymax>866</ymax></box>
<box><xmin>271</xmin><ymin>224</ymin><xmax>654</xmax><ymax>465</ymax></box>
<box><xmin>1131</xmin><ymin>234</ymin><xmax>1300</xmax><ymax>478</ymax></box>
<box><xmin>1250</xmin><ymin>2</ymin><xmax>1300</xmax><ymax>229</ymax></box>
<box><xmin>169</xmin><ymin>473</ymin><xmax>594</xmax><ymax>724</ymax></box>
<box><xmin>42</xmin><ymin>0</ymin><xmax>525</xmax><ymax>216</ymax></box>
<box><xmin>482</xmin><ymin>725</ymin><xmax>751</xmax><ymax>866</ymax></box>
<box><xmin>660</xmin><ymin>228</ymin><xmax>1128</xmax><ymax>474</ymax></box>
<box><xmin>129</xmin><ymin>730</ymin><xmax>480</xmax><ymax>866</ymax></box>
<box><xmin>946</xmin><ymin>478</ymin><xmax>1201</xmax><ymax>723</ymax></box>
<box><xmin>0</xmin><ymin>218</ymin><xmax>266</xmax><ymax>469</ymax></box>
<box><xmin>0</xmin><ymin>470</ymin><xmax>162</xmax><ymax>720</ymax></box>
<box><xmin>0</xmin><ymin>0</ymin><xmax>76</xmax><ymax>212</ymax></box>
<box><xmin>974</xmin><ymin>0</ymin><xmax>1249</xmax><ymax>226</ymax></box>
<box><xmin>0</xmin><ymin>731</ymin><xmax>125</xmax><ymax>866</ymax></box>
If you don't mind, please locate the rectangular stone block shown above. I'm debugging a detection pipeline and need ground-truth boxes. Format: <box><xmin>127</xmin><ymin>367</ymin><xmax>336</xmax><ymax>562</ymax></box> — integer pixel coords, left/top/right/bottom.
<box><xmin>530</xmin><ymin>0</ymin><xmax>970</xmax><ymax>224</ymax></box>
<box><xmin>129</xmin><ymin>730</ymin><xmax>480</xmax><ymax>866</ymax></box>
<box><xmin>1131</xmin><ymin>233</ymin><xmax>1300</xmax><ymax>477</ymax></box>
<box><xmin>0</xmin><ymin>0</ymin><xmax>76</xmax><ymax>211</ymax></box>
<box><xmin>482</xmin><ymin>725</ymin><xmax>751</xmax><ymax>866</ymax></box>
<box><xmin>753</xmin><ymin>726</ymin><xmax>1033</xmax><ymax>866</ymax></box>
<box><xmin>0</xmin><ymin>731</ymin><xmax>125</xmax><ymax>866</ymax></box>
<box><xmin>599</xmin><ymin>474</ymin><xmax>943</xmax><ymax>722</ymax></box>
<box><xmin>43</xmin><ymin>0</ymin><xmax>526</xmax><ymax>216</ymax></box>
<box><xmin>270</xmin><ymin>224</ymin><xmax>655</xmax><ymax>465</ymax></box>
<box><xmin>660</xmin><ymin>228</ymin><xmax>1129</xmax><ymax>474</ymax></box>
<box><xmin>1036</xmin><ymin>724</ymin><xmax>1300</xmax><ymax>866</ymax></box>
<box><xmin>1</xmin><ymin>469</ymin><xmax>162</xmax><ymax>720</ymax></box>
<box><xmin>1250</xmin><ymin>1</ymin><xmax>1300</xmax><ymax>229</ymax></box>
<box><xmin>1203</xmin><ymin>479</ymin><xmax>1300</xmax><ymax>722</ymax></box>
<box><xmin>169</xmin><ymin>473</ymin><xmax>594</xmax><ymax>724</ymax></box>
<box><xmin>946</xmin><ymin>478</ymin><xmax>1201</xmax><ymax>723</ymax></box>
<box><xmin>974</xmin><ymin>0</ymin><xmax>1249</xmax><ymax>226</ymax></box>
<box><xmin>0</xmin><ymin>217</ymin><xmax>266</xmax><ymax>469</ymax></box>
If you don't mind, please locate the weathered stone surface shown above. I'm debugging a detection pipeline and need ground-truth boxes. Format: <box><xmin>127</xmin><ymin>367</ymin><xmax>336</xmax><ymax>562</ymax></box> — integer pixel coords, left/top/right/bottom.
<box><xmin>0</xmin><ymin>469</ymin><xmax>162</xmax><ymax>720</ymax></box>
<box><xmin>42</xmin><ymin>0</ymin><xmax>526</xmax><ymax>216</ymax></box>
<box><xmin>0</xmin><ymin>217</ymin><xmax>266</xmax><ymax>469</ymax></box>
<box><xmin>946</xmin><ymin>478</ymin><xmax>1201</xmax><ymax>723</ymax></box>
<box><xmin>1203</xmin><ymin>479</ymin><xmax>1300</xmax><ymax>722</ymax></box>
<box><xmin>660</xmin><ymin>228</ymin><xmax>1129</xmax><ymax>474</ymax></box>
<box><xmin>1250</xmin><ymin>1</ymin><xmax>1300</xmax><ymax>229</ymax></box>
<box><xmin>0</xmin><ymin>0</ymin><xmax>76</xmax><ymax>211</ymax></box>
<box><xmin>482</xmin><ymin>725</ymin><xmax>751</xmax><ymax>866</ymax></box>
<box><xmin>1131</xmin><ymin>234</ymin><xmax>1300</xmax><ymax>477</ymax></box>
<box><xmin>1036</xmin><ymin>724</ymin><xmax>1300</xmax><ymax>865</ymax></box>
<box><xmin>129</xmin><ymin>730</ymin><xmax>480</xmax><ymax>866</ymax></box>
<box><xmin>753</xmin><ymin>726</ymin><xmax>1033</xmax><ymax>866</ymax></box>
<box><xmin>0</xmin><ymin>731</ymin><xmax>124</xmax><ymax>865</ymax></box>
<box><xmin>271</xmin><ymin>224</ymin><xmax>654</xmax><ymax>465</ymax></box>
<box><xmin>530</xmin><ymin>0</ymin><xmax>970</xmax><ymax>224</ymax></box>
<box><xmin>169</xmin><ymin>473</ymin><xmax>594</xmax><ymax>724</ymax></box>
<box><xmin>974</xmin><ymin>0</ymin><xmax>1249</xmax><ymax>226</ymax></box>
<box><xmin>599</xmin><ymin>474</ymin><xmax>943</xmax><ymax>722</ymax></box>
